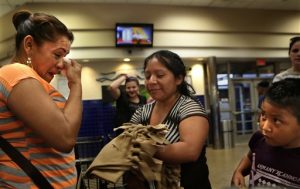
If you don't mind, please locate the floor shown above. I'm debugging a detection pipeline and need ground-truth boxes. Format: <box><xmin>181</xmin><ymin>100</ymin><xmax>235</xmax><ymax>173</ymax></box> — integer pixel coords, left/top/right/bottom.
<box><xmin>206</xmin><ymin>142</ymin><xmax>250</xmax><ymax>189</ymax></box>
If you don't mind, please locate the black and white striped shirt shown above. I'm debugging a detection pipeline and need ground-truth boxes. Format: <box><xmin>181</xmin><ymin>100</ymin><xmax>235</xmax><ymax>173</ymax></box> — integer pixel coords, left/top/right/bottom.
<box><xmin>130</xmin><ymin>95</ymin><xmax>207</xmax><ymax>143</ymax></box>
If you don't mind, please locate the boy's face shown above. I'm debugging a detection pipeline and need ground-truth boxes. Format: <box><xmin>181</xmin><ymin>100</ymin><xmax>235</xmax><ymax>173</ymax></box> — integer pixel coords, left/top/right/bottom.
<box><xmin>259</xmin><ymin>99</ymin><xmax>300</xmax><ymax>148</ymax></box>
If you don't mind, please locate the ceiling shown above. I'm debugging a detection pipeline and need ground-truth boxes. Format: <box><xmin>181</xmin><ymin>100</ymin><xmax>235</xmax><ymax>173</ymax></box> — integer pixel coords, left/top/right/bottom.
<box><xmin>1</xmin><ymin>0</ymin><xmax>300</xmax><ymax>18</ymax></box>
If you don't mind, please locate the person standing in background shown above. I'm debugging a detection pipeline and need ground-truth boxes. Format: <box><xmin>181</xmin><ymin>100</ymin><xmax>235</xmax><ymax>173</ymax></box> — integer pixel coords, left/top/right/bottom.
<box><xmin>273</xmin><ymin>36</ymin><xmax>300</xmax><ymax>83</ymax></box>
<box><xmin>0</xmin><ymin>10</ymin><xmax>82</xmax><ymax>188</ymax></box>
<box><xmin>130</xmin><ymin>50</ymin><xmax>211</xmax><ymax>189</ymax></box>
<box><xmin>255</xmin><ymin>80</ymin><xmax>270</xmax><ymax>128</ymax></box>
<box><xmin>256</xmin><ymin>80</ymin><xmax>269</xmax><ymax>109</ymax></box>
<box><xmin>108</xmin><ymin>74</ymin><xmax>147</xmax><ymax>136</ymax></box>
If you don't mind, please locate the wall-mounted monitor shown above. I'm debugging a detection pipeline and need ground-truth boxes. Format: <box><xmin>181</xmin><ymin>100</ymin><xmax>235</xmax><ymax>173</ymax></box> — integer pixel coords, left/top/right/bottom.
<box><xmin>115</xmin><ymin>23</ymin><xmax>153</xmax><ymax>48</ymax></box>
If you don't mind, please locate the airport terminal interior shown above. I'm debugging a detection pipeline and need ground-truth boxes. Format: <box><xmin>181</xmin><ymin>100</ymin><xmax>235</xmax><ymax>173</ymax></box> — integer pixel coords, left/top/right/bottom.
<box><xmin>0</xmin><ymin>0</ymin><xmax>300</xmax><ymax>188</ymax></box>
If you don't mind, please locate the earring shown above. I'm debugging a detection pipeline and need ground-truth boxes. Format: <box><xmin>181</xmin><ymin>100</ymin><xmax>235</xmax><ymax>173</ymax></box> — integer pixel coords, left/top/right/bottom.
<box><xmin>26</xmin><ymin>57</ymin><xmax>32</xmax><ymax>67</ymax></box>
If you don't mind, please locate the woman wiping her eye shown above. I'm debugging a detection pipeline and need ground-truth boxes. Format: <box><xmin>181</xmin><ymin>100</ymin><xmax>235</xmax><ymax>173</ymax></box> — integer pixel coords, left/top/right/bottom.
<box><xmin>0</xmin><ymin>10</ymin><xmax>82</xmax><ymax>188</ymax></box>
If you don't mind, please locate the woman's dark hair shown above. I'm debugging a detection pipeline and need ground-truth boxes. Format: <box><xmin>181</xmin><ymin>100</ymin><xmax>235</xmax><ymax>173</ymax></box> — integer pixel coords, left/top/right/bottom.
<box><xmin>144</xmin><ymin>50</ymin><xmax>195</xmax><ymax>97</ymax></box>
<box><xmin>12</xmin><ymin>10</ymin><xmax>74</xmax><ymax>52</ymax></box>
<box><xmin>265</xmin><ymin>78</ymin><xmax>300</xmax><ymax>124</ymax></box>
<box><xmin>125</xmin><ymin>76</ymin><xmax>140</xmax><ymax>86</ymax></box>
<box><xmin>288</xmin><ymin>36</ymin><xmax>300</xmax><ymax>54</ymax></box>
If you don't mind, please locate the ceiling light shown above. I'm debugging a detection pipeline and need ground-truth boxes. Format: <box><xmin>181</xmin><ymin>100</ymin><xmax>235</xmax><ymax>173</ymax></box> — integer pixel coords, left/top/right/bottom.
<box><xmin>123</xmin><ymin>58</ymin><xmax>131</xmax><ymax>62</ymax></box>
<box><xmin>197</xmin><ymin>58</ymin><xmax>204</xmax><ymax>61</ymax></box>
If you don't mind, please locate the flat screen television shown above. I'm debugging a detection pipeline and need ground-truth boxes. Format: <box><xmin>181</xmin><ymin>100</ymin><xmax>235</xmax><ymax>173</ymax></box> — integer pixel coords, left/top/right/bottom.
<box><xmin>115</xmin><ymin>23</ymin><xmax>153</xmax><ymax>48</ymax></box>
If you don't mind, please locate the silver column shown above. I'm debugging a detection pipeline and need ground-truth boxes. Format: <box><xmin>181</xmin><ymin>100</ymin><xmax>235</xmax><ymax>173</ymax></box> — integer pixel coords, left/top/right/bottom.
<box><xmin>206</xmin><ymin>56</ymin><xmax>223</xmax><ymax>149</ymax></box>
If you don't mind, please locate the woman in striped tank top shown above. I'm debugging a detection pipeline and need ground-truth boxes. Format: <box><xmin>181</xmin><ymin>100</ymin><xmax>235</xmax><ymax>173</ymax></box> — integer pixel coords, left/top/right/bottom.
<box><xmin>0</xmin><ymin>10</ymin><xmax>82</xmax><ymax>188</ymax></box>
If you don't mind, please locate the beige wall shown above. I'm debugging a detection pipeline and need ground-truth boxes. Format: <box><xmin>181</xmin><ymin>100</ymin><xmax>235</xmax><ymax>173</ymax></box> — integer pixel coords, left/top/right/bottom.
<box><xmin>1</xmin><ymin>3</ymin><xmax>300</xmax><ymax>99</ymax></box>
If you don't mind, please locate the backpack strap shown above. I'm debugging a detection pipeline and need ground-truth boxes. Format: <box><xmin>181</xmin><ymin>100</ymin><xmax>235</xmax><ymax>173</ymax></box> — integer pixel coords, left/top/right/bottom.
<box><xmin>0</xmin><ymin>136</ymin><xmax>53</xmax><ymax>189</ymax></box>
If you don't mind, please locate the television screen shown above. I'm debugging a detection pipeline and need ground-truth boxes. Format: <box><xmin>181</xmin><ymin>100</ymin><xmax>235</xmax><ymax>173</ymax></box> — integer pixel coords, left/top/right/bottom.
<box><xmin>115</xmin><ymin>23</ymin><xmax>153</xmax><ymax>47</ymax></box>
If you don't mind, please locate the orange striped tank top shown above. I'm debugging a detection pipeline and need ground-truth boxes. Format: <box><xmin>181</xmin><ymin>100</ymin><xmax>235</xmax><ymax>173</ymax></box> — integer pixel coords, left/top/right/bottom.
<box><xmin>0</xmin><ymin>63</ymin><xmax>77</xmax><ymax>189</ymax></box>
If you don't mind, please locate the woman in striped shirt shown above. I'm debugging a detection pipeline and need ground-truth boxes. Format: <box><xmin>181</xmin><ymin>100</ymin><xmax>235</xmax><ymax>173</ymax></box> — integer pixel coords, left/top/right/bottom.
<box><xmin>0</xmin><ymin>10</ymin><xmax>82</xmax><ymax>188</ymax></box>
<box><xmin>130</xmin><ymin>50</ymin><xmax>211</xmax><ymax>189</ymax></box>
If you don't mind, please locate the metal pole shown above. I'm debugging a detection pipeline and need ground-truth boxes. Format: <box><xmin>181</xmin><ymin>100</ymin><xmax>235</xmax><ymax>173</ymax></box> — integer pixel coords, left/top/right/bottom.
<box><xmin>206</xmin><ymin>56</ymin><xmax>223</xmax><ymax>149</ymax></box>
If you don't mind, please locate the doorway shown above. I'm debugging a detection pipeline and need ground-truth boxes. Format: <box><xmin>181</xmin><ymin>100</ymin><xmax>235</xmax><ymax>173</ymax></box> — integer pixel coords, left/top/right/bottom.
<box><xmin>229</xmin><ymin>79</ymin><xmax>262</xmax><ymax>144</ymax></box>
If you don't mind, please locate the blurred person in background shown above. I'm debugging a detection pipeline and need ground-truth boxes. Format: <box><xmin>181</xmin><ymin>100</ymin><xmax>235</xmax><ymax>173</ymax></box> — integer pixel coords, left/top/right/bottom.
<box><xmin>108</xmin><ymin>74</ymin><xmax>147</xmax><ymax>136</ymax></box>
<box><xmin>273</xmin><ymin>36</ymin><xmax>300</xmax><ymax>83</ymax></box>
<box><xmin>256</xmin><ymin>80</ymin><xmax>269</xmax><ymax>109</ymax></box>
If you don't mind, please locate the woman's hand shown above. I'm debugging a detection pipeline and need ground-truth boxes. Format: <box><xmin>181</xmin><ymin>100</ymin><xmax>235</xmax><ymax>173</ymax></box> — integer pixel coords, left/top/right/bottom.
<box><xmin>62</xmin><ymin>58</ymin><xmax>82</xmax><ymax>89</ymax></box>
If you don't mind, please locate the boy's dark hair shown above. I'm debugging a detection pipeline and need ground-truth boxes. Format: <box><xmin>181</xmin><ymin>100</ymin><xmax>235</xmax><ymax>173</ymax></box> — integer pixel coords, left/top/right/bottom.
<box><xmin>265</xmin><ymin>78</ymin><xmax>300</xmax><ymax>123</ymax></box>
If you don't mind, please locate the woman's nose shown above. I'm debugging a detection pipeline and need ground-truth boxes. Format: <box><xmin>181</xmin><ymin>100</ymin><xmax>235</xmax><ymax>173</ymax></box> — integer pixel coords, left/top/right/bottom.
<box><xmin>57</xmin><ymin>58</ymin><xmax>64</xmax><ymax>68</ymax></box>
<box><xmin>149</xmin><ymin>75</ymin><xmax>157</xmax><ymax>83</ymax></box>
